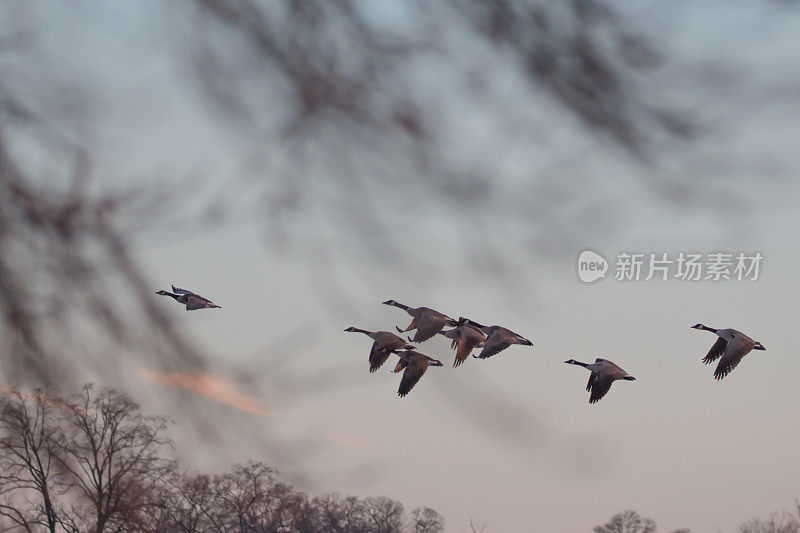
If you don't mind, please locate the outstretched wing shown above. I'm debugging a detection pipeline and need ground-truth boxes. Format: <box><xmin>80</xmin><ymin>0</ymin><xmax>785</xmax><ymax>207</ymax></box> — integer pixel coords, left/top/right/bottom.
<box><xmin>713</xmin><ymin>338</ymin><xmax>754</xmax><ymax>380</ymax></box>
<box><xmin>368</xmin><ymin>342</ymin><xmax>392</xmax><ymax>373</ymax></box>
<box><xmin>398</xmin><ymin>360</ymin><xmax>428</xmax><ymax>397</ymax></box>
<box><xmin>586</xmin><ymin>371</ymin><xmax>597</xmax><ymax>392</ymax></box>
<box><xmin>410</xmin><ymin>314</ymin><xmax>446</xmax><ymax>343</ymax></box>
<box><xmin>476</xmin><ymin>330</ymin><xmax>513</xmax><ymax>359</ymax></box>
<box><xmin>453</xmin><ymin>328</ymin><xmax>483</xmax><ymax>367</ymax></box>
<box><xmin>589</xmin><ymin>375</ymin><xmax>614</xmax><ymax>404</ymax></box>
<box><xmin>172</xmin><ymin>285</ymin><xmax>196</xmax><ymax>296</ymax></box>
<box><xmin>702</xmin><ymin>337</ymin><xmax>727</xmax><ymax>364</ymax></box>
<box><xmin>393</xmin><ymin>358</ymin><xmax>408</xmax><ymax>373</ymax></box>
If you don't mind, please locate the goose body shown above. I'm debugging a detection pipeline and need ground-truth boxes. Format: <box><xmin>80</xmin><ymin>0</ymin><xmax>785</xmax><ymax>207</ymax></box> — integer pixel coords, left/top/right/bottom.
<box><xmin>439</xmin><ymin>320</ymin><xmax>487</xmax><ymax>367</ymax></box>
<box><xmin>392</xmin><ymin>350</ymin><xmax>443</xmax><ymax>397</ymax></box>
<box><xmin>156</xmin><ymin>285</ymin><xmax>221</xmax><ymax>311</ymax></box>
<box><xmin>564</xmin><ymin>358</ymin><xmax>635</xmax><ymax>404</ymax></box>
<box><xmin>382</xmin><ymin>300</ymin><xmax>457</xmax><ymax>343</ymax></box>
<box><xmin>343</xmin><ymin>327</ymin><xmax>416</xmax><ymax>373</ymax></box>
<box><xmin>458</xmin><ymin>318</ymin><xmax>533</xmax><ymax>359</ymax></box>
<box><xmin>691</xmin><ymin>324</ymin><xmax>766</xmax><ymax>380</ymax></box>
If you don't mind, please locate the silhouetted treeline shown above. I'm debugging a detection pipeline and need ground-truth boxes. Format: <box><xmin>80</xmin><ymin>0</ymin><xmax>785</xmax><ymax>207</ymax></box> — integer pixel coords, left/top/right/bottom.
<box><xmin>738</xmin><ymin>502</ymin><xmax>800</xmax><ymax>533</ymax></box>
<box><xmin>595</xmin><ymin>507</ymin><xmax>800</xmax><ymax>533</ymax></box>
<box><xmin>0</xmin><ymin>386</ymin><xmax>444</xmax><ymax>533</ymax></box>
<box><xmin>594</xmin><ymin>510</ymin><xmax>687</xmax><ymax>533</ymax></box>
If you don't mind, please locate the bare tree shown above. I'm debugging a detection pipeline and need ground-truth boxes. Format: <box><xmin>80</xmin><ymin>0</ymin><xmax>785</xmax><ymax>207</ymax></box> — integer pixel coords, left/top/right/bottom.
<box><xmin>157</xmin><ymin>473</ymin><xmax>225</xmax><ymax>533</ymax></box>
<box><xmin>469</xmin><ymin>516</ymin><xmax>488</xmax><ymax>533</ymax></box>
<box><xmin>410</xmin><ymin>506</ymin><xmax>445</xmax><ymax>533</ymax></box>
<box><xmin>51</xmin><ymin>386</ymin><xmax>173</xmax><ymax>533</ymax></box>
<box><xmin>0</xmin><ymin>389</ymin><xmax>64</xmax><ymax>532</ymax></box>
<box><xmin>309</xmin><ymin>493</ymin><xmax>372</xmax><ymax>533</ymax></box>
<box><xmin>594</xmin><ymin>510</ymin><xmax>657</xmax><ymax>533</ymax></box>
<box><xmin>0</xmin><ymin>386</ymin><xmax>446</xmax><ymax>532</ymax></box>
<box><xmin>739</xmin><ymin>502</ymin><xmax>800</xmax><ymax>533</ymax></box>
<box><xmin>362</xmin><ymin>496</ymin><xmax>404</xmax><ymax>533</ymax></box>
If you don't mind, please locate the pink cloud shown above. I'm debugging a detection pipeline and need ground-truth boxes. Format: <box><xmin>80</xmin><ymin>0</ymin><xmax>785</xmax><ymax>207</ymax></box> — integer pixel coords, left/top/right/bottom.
<box><xmin>139</xmin><ymin>369</ymin><xmax>273</xmax><ymax>417</ymax></box>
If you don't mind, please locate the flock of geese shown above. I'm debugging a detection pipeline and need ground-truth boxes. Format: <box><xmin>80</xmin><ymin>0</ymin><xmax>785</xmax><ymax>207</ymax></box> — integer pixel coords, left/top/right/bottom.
<box><xmin>343</xmin><ymin>300</ymin><xmax>768</xmax><ymax>401</ymax></box>
<box><xmin>345</xmin><ymin>299</ymin><xmax>535</xmax><ymax>398</ymax></box>
<box><xmin>155</xmin><ymin>288</ymin><xmax>768</xmax><ymax>403</ymax></box>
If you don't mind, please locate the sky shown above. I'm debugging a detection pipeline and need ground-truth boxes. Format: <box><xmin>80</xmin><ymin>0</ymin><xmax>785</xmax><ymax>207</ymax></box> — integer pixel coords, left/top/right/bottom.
<box><xmin>4</xmin><ymin>1</ymin><xmax>800</xmax><ymax>531</ymax></box>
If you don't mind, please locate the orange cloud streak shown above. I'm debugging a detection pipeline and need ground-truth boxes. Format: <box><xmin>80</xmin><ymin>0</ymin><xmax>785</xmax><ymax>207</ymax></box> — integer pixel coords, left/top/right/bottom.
<box><xmin>139</xmin><ymin>369</ymin><xmax>273</xmax><ymax>417</ymax></box>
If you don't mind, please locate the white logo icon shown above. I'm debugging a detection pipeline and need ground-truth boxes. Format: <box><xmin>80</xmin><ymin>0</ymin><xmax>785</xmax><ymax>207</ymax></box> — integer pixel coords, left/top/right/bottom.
<box><xmin>578</xmin><ymin>250</ymin><xmax>608</xmax><ymax>283</ymax></box>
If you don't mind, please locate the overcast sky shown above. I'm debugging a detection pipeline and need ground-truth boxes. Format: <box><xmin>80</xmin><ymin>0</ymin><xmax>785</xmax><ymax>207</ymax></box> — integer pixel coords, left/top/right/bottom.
<box><xmin>4</xmin><ymin>1</ymin><xmax>800</xmax><ymax>531</ymax></box>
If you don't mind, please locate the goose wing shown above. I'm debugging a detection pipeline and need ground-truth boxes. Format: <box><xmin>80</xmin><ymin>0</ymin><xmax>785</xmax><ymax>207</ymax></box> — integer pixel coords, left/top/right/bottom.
<box><xmin>394</xmin><ymin>358</ymin><xmax>409</xmax><ymax>373</ymax></box>
<box><xmin>713</xmin><ymin>336</ymin><xmax>755</xmax><ymax>380</ymax></box>
<box><xmin>439</xmin><ymin>328</ymin><xmax>460</xmax><ymax>350</ymax></box>
<box><xmin>588</xmin><ymin>374</ymin><xmax>614</xmax><ymax>404</ymax></box>
<box><xmin>368</xmin><ymin>342</ymin><xmax>391</xmax><ymax>373</ymax></box>
<box><xmin>410</xmin><ymin>313</ymin><xmax>447</xmax><ymax>343</ymax></box>
<box><xmin>172</xmin><ymin>285</ymin><xmax>196</xmax><ymax>296</ymax></box>
<box><xmin>368</xmin><ymin>333</ymin><xmax>405</xmax><ymax>373</ymax></box>
<box><xmin>398</xmin><ymin>357</ymin><xmax>429</xmax><ymax>397</ymax></box>
<box><xmin>475</xmin><ymin>329</ymin><xmax>514</xmax><ymax>359</ymax></box>
<box><xmin>453</xmin><ymin>327</ymin><xmax>485</xmax><ymax>367</ymax></box>
<box><xmin>702</xmin><ymin>337</ymin><xmax>728</xmax><ymax>364</ymax></box>
<box><xmin>586</xmin><ymin>371</ymin><xmax>597</xmax><ymax>392</ymax></box>
<box><xmin>440</xmin><ymin>328</ymin><xmax>459</xmax><ymax>340</ymax></box>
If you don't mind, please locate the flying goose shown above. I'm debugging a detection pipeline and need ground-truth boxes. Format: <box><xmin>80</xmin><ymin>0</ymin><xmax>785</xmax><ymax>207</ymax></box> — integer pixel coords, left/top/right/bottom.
<box><xmin>392</xmin><ymin>350</ymin><xmax>443</xmax><ymax>397</ymax></box>
<box><xmin>564</xmin><ymin>358</ymin><xmax>635</xmax><ymax>404</ymax></box>
<box><xmin>156</xmin><ymin>285</ymin><xmax>221</xmax><ymax>310</ymax></box>
<box><xmin>438</xmin><ymin>319</ymin><xmax>488</xmax><ymax>367</ymax></box>
<box><xmin>382</xmin><ymin>300</ymin><xmax>457</xmax><ymax>343</ymax></box>
<box><xmin>458</xmin><ymin>318</ymin><xmax>533</xmax><ymax>359</ymax></box>
<box><xmin>343</xmin><ymin>327</ymin><xmax>416</xmax><ymax>373</ymax></box>
<box><xmin>691</xmin><ymin>324</ymin><xmax>766</xmax><ymax>380</ymax></box>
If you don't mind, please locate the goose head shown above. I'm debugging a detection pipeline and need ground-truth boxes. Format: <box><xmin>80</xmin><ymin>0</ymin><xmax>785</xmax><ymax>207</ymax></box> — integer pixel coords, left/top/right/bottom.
<box><xmin>343</xmin><ymin>326</ymin><xmax>360</xmax><ymax>332</ymax></box>
<box><xmin>404</xmin><ymin>344</ymin><xmax>416</xmax><ymax>350</ymax></box>
<box><xmin>428</xmin><ymin>358</ymin><xmax>444</xmax><ymax>367</ymax></box>
<box><xmin>155</xmin><ymin>290</ymin><xmax>170</xmax><ymax>295</ymax></box>
<box><xmin>690</xmin><ymin>323</ymin><xmax>706</xmax><ymax>330</ymax></box>
<box><xmin>623</xmin><ymin>375</ymin><xmax>636</xmax><ymax>381</ymax></box>
<box><xmin>754</xmin><ymin>341</ymin><xmax>766</xmax><ymax>351</ymax></box>
<box><xmin>563</xmin><ymin>359</ymin><xmax>579</xmax><ymax>365</ymax></box>
<box><xmin>382</xmin><ymin>299</ymin><xmax>397</xmax><ymax>306</ymax></box>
